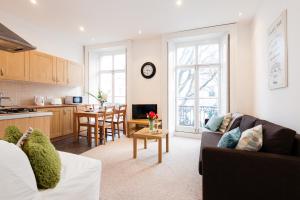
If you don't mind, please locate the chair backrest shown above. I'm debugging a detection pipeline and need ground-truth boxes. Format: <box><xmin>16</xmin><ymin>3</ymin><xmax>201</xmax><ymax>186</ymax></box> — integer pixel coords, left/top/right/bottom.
<box><xmin>75</xmin><ymin>112</ymin><xmax>98</xmax><ymax>125</ymax></box>
<box><xmin>103</xmin><ymin>106</ymin><xmax>115</xmax><ymax>121</ymax></box>
<box><xmin>115</xmin><ymin>104</ymin><xmax>127</xmax><ymax>122</ymax></box>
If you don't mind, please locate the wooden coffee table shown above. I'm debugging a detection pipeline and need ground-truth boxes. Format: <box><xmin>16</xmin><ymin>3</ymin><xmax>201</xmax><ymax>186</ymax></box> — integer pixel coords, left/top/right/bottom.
<box><xmin>132</xmin><ymin>128</ymin><xmax>169</xmax><ymax>163</ymax></box>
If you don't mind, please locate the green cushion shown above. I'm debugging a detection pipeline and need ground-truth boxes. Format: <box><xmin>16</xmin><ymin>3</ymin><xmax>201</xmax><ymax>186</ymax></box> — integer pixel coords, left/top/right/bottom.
<box><xmin>205</xmin><ymin>116</ymin><xmax>224</xmax><ymax>131</ymax></box>
<box><xmin>2</xmin><ymin>126</ymin><xmax>22</xmax><ymax>144</ymax></box>
<box><xmin>2</xmin><ymin>126</ymin><xmax>61</xmax><ymax>189</ymax></box>
<box><xmin>217</xmin><ymin>127</ymin><xmax>242</xmax><ymax>148</ymax></box>
<box><xmin>22</xmin><ymin>129</ymin><xmax>61</xmax><ymax>189</ymax></box>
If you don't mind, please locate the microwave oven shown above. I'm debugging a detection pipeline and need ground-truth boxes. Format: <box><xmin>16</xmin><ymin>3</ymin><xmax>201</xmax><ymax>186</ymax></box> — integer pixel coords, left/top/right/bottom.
<box><xmin>65</xmin><ymin>96</ymin><xmax>83</xmax><ymax>104</ymax></box>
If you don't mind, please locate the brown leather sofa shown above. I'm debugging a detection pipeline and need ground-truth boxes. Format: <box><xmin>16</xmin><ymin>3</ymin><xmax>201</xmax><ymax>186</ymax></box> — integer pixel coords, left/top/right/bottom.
<box><xmin>199</xmin><ymin>115</ymin><xmax>300</xmax><ymax>200</ymax></box>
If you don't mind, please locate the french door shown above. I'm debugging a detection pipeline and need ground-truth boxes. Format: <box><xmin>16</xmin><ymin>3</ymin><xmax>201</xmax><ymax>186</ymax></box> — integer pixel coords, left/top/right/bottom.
<box><xmin>175</xmin><ymin>42</ymin><xmax>223</xmax><ymax>133</ymax></box>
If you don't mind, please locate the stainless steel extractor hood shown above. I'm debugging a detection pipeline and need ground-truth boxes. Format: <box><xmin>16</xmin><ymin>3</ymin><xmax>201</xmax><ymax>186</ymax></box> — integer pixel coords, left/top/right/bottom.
<box><xmin>0</xmin><ymin>23</ymin><xmax>36</xmax><ymax>53</ymax></box>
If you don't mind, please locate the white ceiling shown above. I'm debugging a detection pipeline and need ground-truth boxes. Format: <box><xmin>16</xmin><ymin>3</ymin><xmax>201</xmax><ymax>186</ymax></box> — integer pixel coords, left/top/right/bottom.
<box><xmin>0</xmin><ymin>0</ymin><xmax>262</xmax><ymax>45</ymax></box>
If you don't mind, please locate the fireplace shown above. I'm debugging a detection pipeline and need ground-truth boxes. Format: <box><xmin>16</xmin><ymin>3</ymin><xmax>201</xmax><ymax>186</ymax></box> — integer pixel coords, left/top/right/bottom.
<box><xmin>132</xmin><ymin>104</ymin><xmax>157</xmax><ymax>119</ymax></box>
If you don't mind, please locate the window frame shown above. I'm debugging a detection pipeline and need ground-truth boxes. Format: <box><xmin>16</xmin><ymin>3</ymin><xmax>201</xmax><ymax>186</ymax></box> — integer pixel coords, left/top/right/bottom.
<box><xmin>98</xmin><ymin>49</ymin><xmax>127</xmax><ymax>105</ymax></box>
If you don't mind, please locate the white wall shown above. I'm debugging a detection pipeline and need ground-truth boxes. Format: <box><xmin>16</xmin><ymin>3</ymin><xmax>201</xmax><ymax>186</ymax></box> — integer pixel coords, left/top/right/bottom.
<box><xmin>0</xmin><ymin>11</ymin><xmax>84</xmax><ymax>104</ymax></box>
<box><xmin>252</xmin><ymin>0</ymin><xmax>300</xmax><ymax>133</ymax></box>
<box><xmin>128</xmin><ymin>38</ymin><xmax>162</xmax><ymax>118</ymax></box>
<box><xmin>0</xmin><ymin>11</ymin><xmax>83</xmax><ymax>63</ymax></box>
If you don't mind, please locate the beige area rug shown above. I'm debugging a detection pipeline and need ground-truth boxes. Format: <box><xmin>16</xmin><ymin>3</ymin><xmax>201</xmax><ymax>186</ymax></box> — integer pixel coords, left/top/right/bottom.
<box><xmin>81</xmin><ymin>136</ymin><xmax>202</xmax><ymax>200</ymax></box>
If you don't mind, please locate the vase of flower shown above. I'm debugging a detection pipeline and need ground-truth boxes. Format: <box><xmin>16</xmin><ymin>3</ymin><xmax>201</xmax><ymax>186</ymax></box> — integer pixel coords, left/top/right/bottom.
<box><xmin>146</xmin><ymin>111</ymin><xmax>159</xmax><ymax>132</ymax></box>
<box><xmin>87</xmin><ymin>89</ymin><xmax>108</xmax><ymax>107</ymax></box>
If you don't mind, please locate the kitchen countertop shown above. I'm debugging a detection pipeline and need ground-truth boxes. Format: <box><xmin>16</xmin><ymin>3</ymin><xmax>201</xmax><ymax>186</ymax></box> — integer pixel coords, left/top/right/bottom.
<box><xmin>1</xmin><ymin>104</ymin><xmax>88</xmax><ymax>109</ymax></box>
<box><xmin>0</xmin><ymin>112</ymin><xmax>53</xmax><ymax>121</ymax></box>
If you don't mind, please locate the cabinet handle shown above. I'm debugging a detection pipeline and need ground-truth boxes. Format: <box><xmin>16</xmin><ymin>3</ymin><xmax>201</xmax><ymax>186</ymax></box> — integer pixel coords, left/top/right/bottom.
<box><xmin>0</xmin><ymin>68</ymin><xmax>3</xmax><ymax>76</ymax></box>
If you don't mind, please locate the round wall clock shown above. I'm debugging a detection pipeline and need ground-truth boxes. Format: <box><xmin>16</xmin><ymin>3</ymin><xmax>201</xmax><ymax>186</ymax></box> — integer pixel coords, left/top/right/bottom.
<box><xmin>141</xmin><ymin>62</ymin><xmax>156</xmax><ymax>79</ymax></box>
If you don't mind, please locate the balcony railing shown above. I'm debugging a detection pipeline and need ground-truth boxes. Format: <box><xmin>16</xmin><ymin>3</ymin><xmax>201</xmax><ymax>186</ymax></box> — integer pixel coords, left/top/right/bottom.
<box><xmin>178</xmin><ymin>106</ymin><xmax>218</xmax><ymax>127</ymax></box>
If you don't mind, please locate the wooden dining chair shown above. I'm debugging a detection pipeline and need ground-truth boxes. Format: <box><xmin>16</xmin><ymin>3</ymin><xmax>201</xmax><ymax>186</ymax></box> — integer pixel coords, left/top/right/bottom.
<box><xmin>74</xmin><ymin>111</ymin><xmax>99</xmax><ymax>146</ymax></box>
<box><xmin>98</xmin><ymin>106</ymin><xmax>115</xmax><ymax>144</ymax></box>
<box><xmin>113</xmin><ymin>105</ymin><xmax>127</xmax><ymax>138</ymax></box>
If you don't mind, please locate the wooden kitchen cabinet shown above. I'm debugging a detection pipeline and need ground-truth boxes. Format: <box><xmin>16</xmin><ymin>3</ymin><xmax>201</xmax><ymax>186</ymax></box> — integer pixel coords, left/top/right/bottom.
<box><xmin>38</xmin><ymin>107</ymin><xmax>74</xmax><ymax>139</ymax></box>
<box><xmin>67</xmin><ymin>61</ymin><xmax>83</xmax><ymax>86</ymax></box>
<box><xmin>0</xmin><ymin>50</ymin><xmax>29</xmax><ymax>81</ymax></box>
<box><xmin>29</xmin><ymin>51</ymin><xmax>56</xmax><ymax>84</ymax></box>
<box><xmin>55</xmin><ymin>57</ymin><xmax>67</xmax><ymax>85</ymax></box>
<box><xmin>61</xmin><ymin>107</ymin><xmax>74</xmax><ymax>135</ymax></box>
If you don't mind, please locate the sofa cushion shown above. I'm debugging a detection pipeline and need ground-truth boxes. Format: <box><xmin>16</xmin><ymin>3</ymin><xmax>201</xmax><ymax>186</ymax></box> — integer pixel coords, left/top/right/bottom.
<box><xmin>217</xmin><ymin>127</ymin><xmax>242</xmax><ymax>148</ymax></box>
<box><xmin>0</xmin><ymin>140</ymin><xmax>38</xmax><ymax>200</ymax></box>
<box><xmin>292</xmin><ymin>134</ymin><xmax>300</xmax><ymax>156</ymax></box>
<box><xmin>239</xmin><ymin>115</ymin><xmax>257</xmax><ymax>132</ymax></box>
<box><xmin>205</xmin><ymin>116</ymin><xmax>224</xmax><ymax>131</ymax></box>
<box><xmin>199</xmin><ymin>131</ymin><xmax>222</xmax><ymax>174</ymax></box>
<box><xmin>219</xmin><ymin>113</ymin><xmax>232</xmax><ymax>133</ymax></box>
<box><xmin>228</xmin><ymin>115</ymin><xmax>243</xmax><ymax>131</ymax></box>
<box><xmin>236</xmin><ymin>125</ymin><xmax>263</xmax><ymax>152</ymax></box>
<box><xmin>255</xmin><ymin>120</ymin><xmax>296</xmax><ymax>155</ymax></box>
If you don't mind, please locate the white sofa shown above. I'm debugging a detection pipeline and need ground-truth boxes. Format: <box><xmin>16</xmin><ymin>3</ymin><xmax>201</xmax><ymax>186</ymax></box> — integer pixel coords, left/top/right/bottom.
<box><xmin>0</xmin><ymin>141</ymin><xmax>101</xmax><ymax>200</ymax></box>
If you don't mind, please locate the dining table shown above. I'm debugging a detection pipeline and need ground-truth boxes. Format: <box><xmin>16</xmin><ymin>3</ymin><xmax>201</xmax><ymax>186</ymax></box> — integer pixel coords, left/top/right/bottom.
<box><xmin>73</xmin><ymin>109</ymin><xmax>104</xmax><ymax>146</ymax></box>
<box><xmin>73</xmin><ymin>107</ymin><xmax>122</xmax><ymax>146</ymax></box>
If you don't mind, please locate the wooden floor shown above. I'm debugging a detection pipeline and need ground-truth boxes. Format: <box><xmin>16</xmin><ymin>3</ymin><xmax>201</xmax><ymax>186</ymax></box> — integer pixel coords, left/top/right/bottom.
<box><xmin>52</xmin><ymin>133</ymin><xmax>122</xmax><ymax>155</ymax></box>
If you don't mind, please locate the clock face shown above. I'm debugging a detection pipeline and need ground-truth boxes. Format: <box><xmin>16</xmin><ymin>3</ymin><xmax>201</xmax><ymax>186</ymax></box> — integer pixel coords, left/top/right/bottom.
<box><xmin>141</xmin><ymin>62</ymin><xmax>156</xmax><ymax>79</ymax></box>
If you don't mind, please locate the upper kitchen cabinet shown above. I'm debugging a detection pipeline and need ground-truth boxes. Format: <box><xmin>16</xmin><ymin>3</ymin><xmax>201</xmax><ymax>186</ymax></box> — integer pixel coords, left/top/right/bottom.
<box><xmin>29</xmin><ymin>51</ymin><xmax>56</xmax><ymax>84</ymax></box>
<box><xmin>0</xmin><ymin>50</ymin><xmax>29</xmax><ymax>81</ymax></box>
<box><xmin>55</xmin><ymin>57</ymin><xmax>67</xmax><ymax>85</ymax></box>
<box><xmin>67</xmin><ymin>61</ymin><xmax>83</xmax><ymax>86</ymax></box>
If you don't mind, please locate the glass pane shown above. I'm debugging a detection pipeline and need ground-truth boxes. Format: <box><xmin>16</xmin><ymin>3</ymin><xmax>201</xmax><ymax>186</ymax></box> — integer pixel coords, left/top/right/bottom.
<box><xmin>176</xmin><ymin>99</ymin><xmax>194</xmax><ymax>127</ymax></box>
<box><xmin>100</xmin><ymin>73</ymin><xmax>112</xmax><ymax>102</ymax></box>
<box><xmin>198</xmin><ymin>44</ymin><xmax>219</xmax><ymax>64</ymax></box>
<box><xmin>199</xmin><ymin>99</ymin><xmax>219</xmax><ymax>127</ymax></box>
<box><xmin>114</xmin><ymin>97</ymin><xmax>126</xmax><ymax>104</ymax></box>
<box><xmin>114</xmin><ymin>54</ymin><xmax>126</xmax><ymax>70</ymax></box>
<box><xmin>176</xmin><ymin>46</ymin><xmax>195</xmax><ymax>65</ymax></box>
<box><xmin>199</xmin><ymin>68</ymin><xmax>219</xmax><ymax>98</ymax></box>
<box><xmin>100</xmin><ymin>55</ymin><xmax>113</xmax><ymax>70</ymax></box>
<box><xmin>114</xmin><ymin>72</ymin><xmax>126</xmax><ymax>96</ymax></box>
<box><xmin>176</xmin><ymin>68</ymin><xmax>195</xmax><ymax>98</ymax></box>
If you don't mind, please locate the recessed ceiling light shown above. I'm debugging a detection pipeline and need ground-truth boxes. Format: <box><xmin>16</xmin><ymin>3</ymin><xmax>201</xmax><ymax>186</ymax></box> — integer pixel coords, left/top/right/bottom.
<box><xmin>176</xmin><ymin>0</ymin><xmax>182</xmax><ymax>6</ymax></box>
<box><xmin>79</xmin><ymin>26</ymin><xmax>85</xmax><ymax>32</ymax></box>
<box><xmin>30</xmin><ymin>0</ymin><xmax>37</xmax><ymax>5</ymax></box>
<box><xmin>138</xmin><ymin>30</ymin><xmax>142</xmax><ymax>35</ymax></box>
<box><xmin>238</xmin><ymin>12</ymin><xmax>243</xmax><ymax>17</ymax></box>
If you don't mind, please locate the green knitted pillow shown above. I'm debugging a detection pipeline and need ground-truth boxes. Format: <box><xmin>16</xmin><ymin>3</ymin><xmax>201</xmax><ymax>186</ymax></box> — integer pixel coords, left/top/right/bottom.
<box><xmin>22</xmin><ymin>129</ymin><xmax>61</xmax><ymax>189</ymax></box>
<box><xmin>2</xmin><ymin>126</ymin><xmax>61</xmax><ymax>189</ymax></box>
<box><xmin>2</xmin><ymin>126</ymin><xmax>22</xmax><ymax>144</ymax></box>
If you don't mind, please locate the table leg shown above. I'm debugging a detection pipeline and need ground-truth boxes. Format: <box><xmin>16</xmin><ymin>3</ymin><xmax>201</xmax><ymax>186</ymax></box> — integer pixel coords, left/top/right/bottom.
<box><xmin>127</xmin><ymin>122</ymin><xmax>130</xmax><ymax>137</ymax></box>
<box><xmin>95</xmin><ymin>123</ymin><xmax>99</xmax><ymax>147</ymax></box>
<box><xmin>166</xmin><ymin>133</ymin><xmax>169</xmax><ymax>153</ymax></box>
<box><xmin>73</xmin><ymin>114</ymin><xmax>77</xmax><ymax>142</ymax></box>
<box><xmin>133</xmin><ymin>137</ymin><xmax>137</xmax><ymax>159</ymax></box>
<box><xmin>144</xmin><ymin>138</ymin><xmax>147</xmax><ymax>149</ymax></box>
<box><xmin>158</xmin><ymin>138</ymin><xmax>162</xmax><ymax>163</ymax></box>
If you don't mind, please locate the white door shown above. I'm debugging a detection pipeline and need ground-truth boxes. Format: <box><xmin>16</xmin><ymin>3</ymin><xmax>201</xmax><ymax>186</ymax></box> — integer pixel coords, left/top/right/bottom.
<box><xmin>175</xmin><ymin>39</ymin><xmax>226</xmax><ymax>134</ymax></box>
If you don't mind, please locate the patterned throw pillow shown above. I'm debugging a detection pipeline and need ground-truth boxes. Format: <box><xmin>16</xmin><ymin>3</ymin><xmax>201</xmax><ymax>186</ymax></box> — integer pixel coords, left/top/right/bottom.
<box><xmin>236</xmin><ymin>125</ymin><xmax>263</xmax><ymax>151</ymax></box>
<box><xmin>217</xmin><ymin>127</ymin><xmax>242</xmax><ymax>148</ymax></box>
<box><xmin>205</xmin><ymin>116</ymin><xmax>224</xmax><ymax>132</ymax></box>
<box><xmin>219</xmin><ymin>113</ymin><xmax>232</xmax><ymax>133</ymax></box>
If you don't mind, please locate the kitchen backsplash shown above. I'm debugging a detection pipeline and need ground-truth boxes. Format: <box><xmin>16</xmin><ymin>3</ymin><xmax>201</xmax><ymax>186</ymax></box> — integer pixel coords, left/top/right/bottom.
<box><xmin>0</xmin><ymin>80</ymin><xmax>83</xmax><ymax>106</ymax></box>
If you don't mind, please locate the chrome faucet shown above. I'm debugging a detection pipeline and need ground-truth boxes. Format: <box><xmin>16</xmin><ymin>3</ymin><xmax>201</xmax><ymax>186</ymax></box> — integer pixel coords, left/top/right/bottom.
<box><xmin>0</xmin><ymin>92</ymin><xmax>11</xmax><ymax>107</ymax></box>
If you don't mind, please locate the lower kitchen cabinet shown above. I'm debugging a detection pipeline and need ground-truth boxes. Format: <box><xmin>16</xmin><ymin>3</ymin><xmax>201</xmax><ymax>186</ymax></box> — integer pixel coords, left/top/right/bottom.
<box><xmin>38</xmin><ymin>107</ymin><xmax>74</xmax><ymax>139</ymax></box>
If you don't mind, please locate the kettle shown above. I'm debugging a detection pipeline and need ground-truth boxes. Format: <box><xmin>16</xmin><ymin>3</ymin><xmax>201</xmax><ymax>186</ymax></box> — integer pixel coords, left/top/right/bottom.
<box><xmin>34</xmin><ymin>96</ymin><xmax>45</xmax><ymax>106</ymax></box>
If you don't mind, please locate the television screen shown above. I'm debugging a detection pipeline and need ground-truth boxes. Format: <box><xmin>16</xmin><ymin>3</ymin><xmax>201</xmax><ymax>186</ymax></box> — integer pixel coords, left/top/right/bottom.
<box><xmin>132</xmin><ymin>104</ymin><xmax>157</xmax><ymax>119</ymax></box>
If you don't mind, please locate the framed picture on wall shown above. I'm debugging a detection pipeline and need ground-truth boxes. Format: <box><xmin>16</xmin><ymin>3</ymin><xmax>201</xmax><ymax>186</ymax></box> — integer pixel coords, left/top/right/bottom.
<box><xmin>267</xmin><ymin>9</ymin><xmax>288</xmax><ymax>90</ymax></box>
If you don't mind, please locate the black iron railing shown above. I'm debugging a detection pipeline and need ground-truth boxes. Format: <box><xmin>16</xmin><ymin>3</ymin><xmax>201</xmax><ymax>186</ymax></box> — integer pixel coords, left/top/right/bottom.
<box><xmin>178</xmin><ymin>106</ymin><xmax>218</xmax><ymax>127</ymax></box>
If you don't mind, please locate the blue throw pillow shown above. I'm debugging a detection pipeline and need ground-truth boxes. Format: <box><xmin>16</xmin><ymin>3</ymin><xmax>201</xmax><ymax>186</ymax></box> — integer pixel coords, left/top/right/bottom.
<box><xmin>205</xmin><ymin>116</ymin><xmax>224</xmax><ymax>131</ymax></box>
<box><xmin>217</xmin><ymin>127</ymin><xmax>242</xmax><ymax>148</ymax></box>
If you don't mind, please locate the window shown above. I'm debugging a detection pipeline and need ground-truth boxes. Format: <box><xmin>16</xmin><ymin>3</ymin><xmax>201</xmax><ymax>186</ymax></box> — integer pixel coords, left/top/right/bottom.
<box><xmin>174</xmin><ymin>38</ymin><xmax>228</xmax><ymax>133</ymax></box>
<box><xmin>89</xmin><ymin>49</ymin><xmax>126</xmax><ymax>105</ymax></box>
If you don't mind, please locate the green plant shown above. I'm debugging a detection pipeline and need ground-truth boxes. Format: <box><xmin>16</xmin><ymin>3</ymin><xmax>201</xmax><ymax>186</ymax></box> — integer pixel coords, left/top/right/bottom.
<box><xmin>87</xmin><ymin>89</ymin><xmax>108</xmax><ymax>105</ymax></box>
